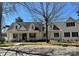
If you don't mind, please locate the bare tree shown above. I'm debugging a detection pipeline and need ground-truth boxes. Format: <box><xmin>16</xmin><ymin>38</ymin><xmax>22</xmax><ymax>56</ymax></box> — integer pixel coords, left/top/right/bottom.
<box><xmin>0</xmin><ymin>2</ymin><xmax>18</xmax><ymax>38</ymax></box>
<box><xmin>0</xmin><ymin>2</ymin><xmax>3</xmax><ymax>38</ymax></box>
<box><xmin>72</xmin><ymin>3</ymin><xmax>79</xmax><ymax>17</ymax></box>
<box><xmin>0</xmin><ymin>2</ymin><xmax>66</xmax><ymax>43</ymax></box>
<box><xmin>19</xmin><ymin>2</ymin><xmax>66</xmax><ymax>43</ymax></box>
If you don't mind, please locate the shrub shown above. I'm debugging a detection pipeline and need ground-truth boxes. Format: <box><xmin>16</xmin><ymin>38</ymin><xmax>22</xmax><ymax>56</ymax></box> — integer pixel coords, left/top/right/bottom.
<box><xmin>57</xmin><ymin>40</ymin><xmax>60</xmax><ymax>42</ymax></box>
<box><xmin>62</xmin><ymin>44</ymin><xmax>68</xmax><ymax>47</ymax></box>
<box><xmin>57</xmin><ymin>39</ymin><xmax>64</xmax><ymax>43</ymax></box>
<box><xmin>76</xmin><ymin>40</ymin><xmax>78</xmax><ymax>42</ymax></box>
<box><xmin>0</xmin><ymin>38</ymin><xmax>5</xmax><ymax>44</ymax></box>
<box><xmin>11</xmin><ymin>39</ymin><xmax>22</xmax><ymax>42</ymax></box>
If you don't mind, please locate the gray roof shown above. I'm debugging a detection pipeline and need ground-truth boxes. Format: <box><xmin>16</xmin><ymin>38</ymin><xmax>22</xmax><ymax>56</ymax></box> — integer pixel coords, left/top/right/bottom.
<box><xmin>8</xmin><ymin>23</ymin><xmax>14</xmax><ymax>30</ymax></box>
<box><xmin>8</xmin><ymin>22</ymin><xmax>43</xmax><ymax>31</ymax></box>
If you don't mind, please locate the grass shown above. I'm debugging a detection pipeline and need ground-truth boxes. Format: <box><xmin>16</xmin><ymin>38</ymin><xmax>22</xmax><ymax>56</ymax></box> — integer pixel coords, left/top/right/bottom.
<box><xmin>49</xmin><ymin>40</ymin><xmax>79</xmax><ymax>47</ymax></box>
<box><xmin>0</xmin><ymin>43</ymin><xmax>14</xmax><ymax>47</ymax></box>
<box><xmin>1</xmin><ymin>40</ymin><xmax>79</xmax><ymax>47</ymax></box>
<box><xmin>16</xmin><ymin>42</ymin><xmax>49</xmax><ymax>45</ymax></box>
<box><xmin>0</xmin><ymin>42</ymin><xmax>49</xmax><ymax>47</ymax></box>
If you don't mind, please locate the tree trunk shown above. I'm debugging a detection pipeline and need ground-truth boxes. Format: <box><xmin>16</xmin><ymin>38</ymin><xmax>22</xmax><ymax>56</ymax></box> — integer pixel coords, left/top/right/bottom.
<box><xmin>45</xmin><ymin>18</ymin><xmax>49</xmax><ymax>43</ymax></box>
<box><xmin>0</xmin><ymin>2</ymin><xmax>3</xmax><ymax>38</ymax></box>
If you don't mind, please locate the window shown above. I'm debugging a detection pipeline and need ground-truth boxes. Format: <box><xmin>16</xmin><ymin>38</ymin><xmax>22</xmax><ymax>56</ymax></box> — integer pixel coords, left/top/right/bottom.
<box><xmin>32</xmin><ymin>25</ymin><xmax>33</xmax><ymax>29</ymax></box>
<box><xmin>42</xmin><ymin>27</ymin><xmax>44</xmax><ymax>31</ymax></box>
<box><xmin>72</xmin><ymin>32</ymin><xmax>78</xmax><ymax>37</ymax></box>
<box><xmin>16</xmin><ymin>26</ymin><xmax>18</xmax><ymax>29</ymax></box>
<box><xmin>43</xmin><ymin>33</ymin><xmax>46</xmax><ymax>37</ymax></box>
<box><xmin>29</xmin><ymin>33</ymin><xmax>36</xmax><ymax>38</ymax></box>
<box><xmin>66</xmin><ymin>22</ymin><xmax>75</xmax><ymax>27</ymax></box>
<box><xmin>31</xmin><ymin>25</ymin><xmax>35</xmax><ymax>30</ymax></box>
<box><xmin>54</xmin><ymin>33</ymin><xmax>59</xmax><ymax>37</ymax></box>
<box><xmin>15</xmin><ymin>24</ymin><xmax>20</xmax><ymax>30</ymax></box>
<box><xmin>13</xmin><ymin>34</ymin><xmax>17</xmax><ymax>38</ymax></box>
<box><xmin>35</xmin><ymin>27</ymin><xmax>39</xmax><ymax>30</ymax></box>
<box><xmin>49</xmin><ymin>25</ymin><xmax>53</xmax><ymax>30</ymax></box>
<box><xmin>64</xmin><ymin>32</ymin><xmax>70</xmax><ymax>37</ymax></box>
<box><xmin>50</xmin><ymin>25</ymin><xmax>52</xmax><ymax>28</ymax></box>
<box><xmin>2</xmin><ymin>34</ymin><xmax>7</xmax><ymax>37</ymax></box>
<box><xmin>22</xmin><ymin>33</ymin><xmax>27</xmax><ymax>40</ymax></box>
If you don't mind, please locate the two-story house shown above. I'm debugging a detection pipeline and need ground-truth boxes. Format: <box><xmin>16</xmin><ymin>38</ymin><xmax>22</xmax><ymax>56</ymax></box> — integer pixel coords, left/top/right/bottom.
<box><xmin>4</xmin><ymin>17</ymin><xmax>79</xmax><ymax>41</ymax></box>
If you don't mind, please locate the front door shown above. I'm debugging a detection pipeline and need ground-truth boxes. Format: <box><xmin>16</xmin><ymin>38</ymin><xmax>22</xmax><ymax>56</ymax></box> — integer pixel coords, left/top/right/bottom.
<box><xmin>22</xmin><ymin>33</ymin><xmax>27</xmax><ymax>41</ymax></box>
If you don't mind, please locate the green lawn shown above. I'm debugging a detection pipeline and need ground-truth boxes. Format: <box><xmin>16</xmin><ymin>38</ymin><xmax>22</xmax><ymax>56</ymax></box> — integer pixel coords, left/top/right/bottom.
<box><xmin>0</xmin><ymin>43</ymin><xmax>14</xmax><ymax>47</ymax></box>
<box><xmin>0</xmin><ymin>40</ymin><xmax>79</xmax><ymax>47</ymax></box>
<box><xmin>0</xmin><ymin>42</ymin><xmax>49</xmax><ymax>47</ymax></box>
<box><xmin>20</xmin><ymin>42</ymin><xmax>48</xmax><ymax>45</ymax></box>
<box><xmin>49</xmin><ymin>40</ymin><xmax>79</xmax><ymax>47</ymax></box>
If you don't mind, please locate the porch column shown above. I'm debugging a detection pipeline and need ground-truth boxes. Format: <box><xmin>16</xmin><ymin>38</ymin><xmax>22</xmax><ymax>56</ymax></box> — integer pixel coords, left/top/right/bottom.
<box><xmin>18</xmin><ymin>34</ymin><xmax>19</xmax><ymax>41</ymax></box>
<box><xmin>27</xmin><ymin>33</ymin><xmax>29</xmax><ymax>41</ymax></box>
<box><xmin>20</xmin><ymin>34</ymin><xmax>22</xmax><ymax>41</ymax></box>
<box><xmin>7</xmin><ymin>33</ymin><xmax>9</xmax><ymax>41</ymax></box>
<box><xmin>18</xmin><ymin>34</ymin><xmax>22</xmax><ymax>41</ymax></box>
<box><xmin>61</xmin><ymin>30</ymin><xmax>64</xmax><ymax>41</ymax></box>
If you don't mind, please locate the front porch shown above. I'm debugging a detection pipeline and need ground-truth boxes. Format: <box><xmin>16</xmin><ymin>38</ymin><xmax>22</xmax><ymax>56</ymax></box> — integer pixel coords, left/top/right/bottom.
<box><xmin>7</xmin><ymin>31</ymin><xmax>43</xmax><ymax>42</ymax></box>
<box><xmin>12</xmin><ymin>33</ymin><xmax>37</xmax><ymax>41</ymax></box>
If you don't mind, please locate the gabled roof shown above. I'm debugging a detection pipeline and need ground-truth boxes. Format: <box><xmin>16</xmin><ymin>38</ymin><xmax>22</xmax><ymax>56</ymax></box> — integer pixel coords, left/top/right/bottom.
<box><xmin>66</xmin><ymin>17</ymin><xmax>75</xmax><ymax>22</ymax></box>
<box><xmin>53</xmin><ymin>25</ymin><xmax>60</xmax><ymax>30</ymax></box>
<box><xmin>3</xmin><ymin>25</ymin><xmax>10</xmax><ymax>28</ymax></box>
<box><xmin>8</xmin><ymin>23</ymin><xmax>14</xmax><ymax>30</ymax></box>
<box><xmin>8</xmin><ymin>17</ymin><xmax>79</xmax><ymax>32</ymax></box>
<box><xmin>8</xmin><ymin>22</ymin><xmax>42</xmax><ymax>31</ymax></box>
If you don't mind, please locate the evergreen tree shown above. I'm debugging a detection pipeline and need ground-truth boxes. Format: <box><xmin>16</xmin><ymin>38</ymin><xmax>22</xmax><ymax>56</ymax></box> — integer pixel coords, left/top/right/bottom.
<box><xmin>16</xmin><ymin>17</ymin><xmax>23</xmax><ymax>22</ymax></box>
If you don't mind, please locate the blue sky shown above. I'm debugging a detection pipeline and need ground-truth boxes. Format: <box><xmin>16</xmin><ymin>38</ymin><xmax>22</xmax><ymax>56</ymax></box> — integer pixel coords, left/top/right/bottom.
<box><xmin>3</xmin><ymin>2</ymin><xmax>79</xmax><ymax>25</ymax></box>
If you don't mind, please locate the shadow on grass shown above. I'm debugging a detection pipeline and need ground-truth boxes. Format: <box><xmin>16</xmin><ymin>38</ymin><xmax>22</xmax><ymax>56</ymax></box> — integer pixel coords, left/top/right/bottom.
<box><xmin>65</xmin><ymin>51</ymin><xmax>79</xmax><ymax>56</ymax></box>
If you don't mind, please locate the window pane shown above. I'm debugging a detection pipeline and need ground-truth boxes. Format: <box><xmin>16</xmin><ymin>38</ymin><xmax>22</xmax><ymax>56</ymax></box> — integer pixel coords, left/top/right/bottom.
<box><xmin>22</xmin><ymin>33</ymin><xmax>27</xmax><ymax>40</ymax></box>
<box><xmin>43</xmin><ymin>33</ymin><xmax>46</xmax><ymax>37</ymax></box>
<box><xmin>42</xmin><ymin>27</ymin><xmax>44</xmax><ymax>31</ymax></box>
<box><xmin>72</xmin><ymin>32</ymin><xmax>78</xmax><ymax>37</ymax></box>
<box><xmin>13</xmin><ymin>34</ymin><xmax>17</xmax><ymax>38</ymax></box>
<box><xmin>29</xmin><ymin>33</ymin><xmax>36</xmax><ymax>38</ymax></box>
<box><xmin>66</xmin><ymin>22</ymin><xmax>75</xmax><ymax>27</ymax></box>
<box><xmin>54</xmin><ymin>33</ymin><xmax>59</xmax><ymax>37</ymax></box>
<box><xmin>64</xmin><ymin>32</ymin><xmax>70</xmax><ymax>37</ymax></box>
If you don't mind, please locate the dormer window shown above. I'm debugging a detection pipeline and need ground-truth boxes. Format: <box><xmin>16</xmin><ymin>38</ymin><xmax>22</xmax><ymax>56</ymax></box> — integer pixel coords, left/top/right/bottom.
<box><xmin>49</xmin><ymin>25</ymin><xmax>52</xmax><ymax>29</ymax></box>
<box><xmin>16</xmin><ymin>26</ymin><xmax>18</xmax><ymax>30</ymax></box>
<box><xmin>31</xmin><ymin>24</ymin><xmax>35</xmax><ymax>30</ymax></box>
<box><xmin>15</xmin><ymin>24</ymin><xmax>20</xmax><ymax>30</ymax></box>
<box><xmin>66</xmin><ymin>22</ymin><xmax>75</xmax><ymax>27</ymax></box>
<box><xmin>49</xmin><ymin>25</ymin><xmax>52</xmax><ymax>30</ymax></box>
<box><xmin>32</xmin><ymin>25</ymin><xmax>34</xmax><ymax>29</ymax></box>
<box><xmin>50</xmin><ymin>25</ymin><xmax>52</xmax><ymax>28</ymax></box>
<box><xmin>42</xmin><ymin>27</ymin><xmax>44</xmax><ymax>31</ymax></box>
